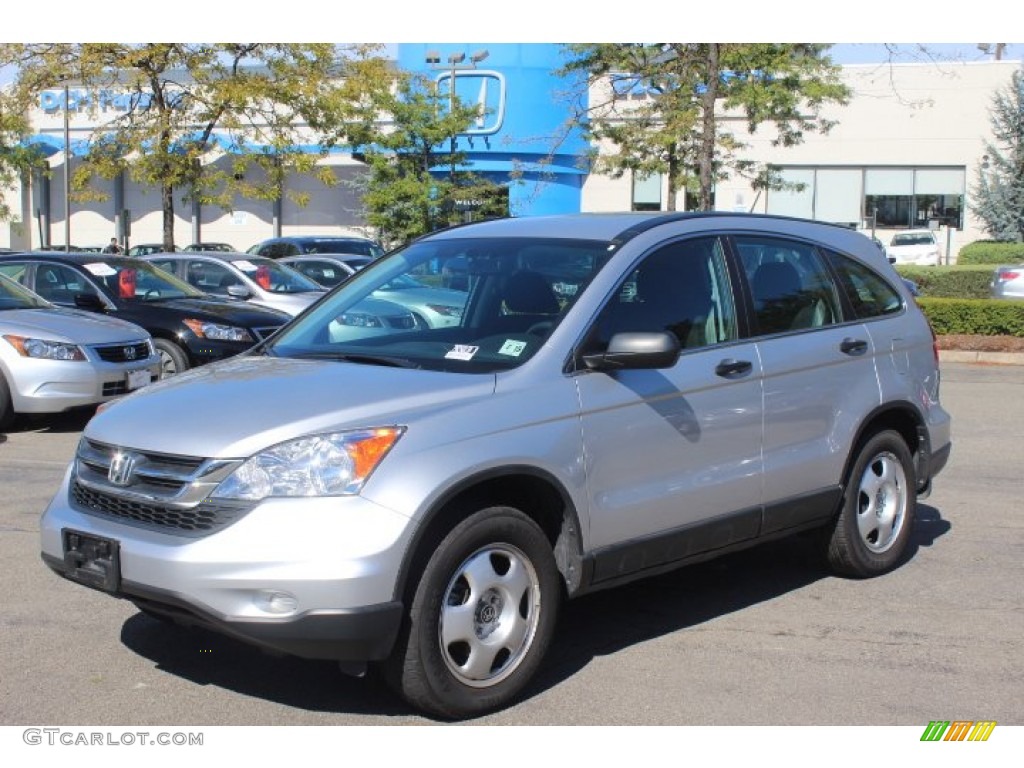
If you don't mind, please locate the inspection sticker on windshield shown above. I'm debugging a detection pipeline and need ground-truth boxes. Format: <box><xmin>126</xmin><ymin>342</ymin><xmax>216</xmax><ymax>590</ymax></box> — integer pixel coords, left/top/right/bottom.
<box><xmin>445</xmin><ymin>344</ymin><xmax>479</xmax><ymax>361</ymax></box>
<box><xmin>84</xmin><ymin>263</ymin><xmax>117</xmax><ymax>276</ymax></box>
<box><xmin>498</xmin><ymin>339</ymin><xmax>527</xmax><ymax>357</ymax></box>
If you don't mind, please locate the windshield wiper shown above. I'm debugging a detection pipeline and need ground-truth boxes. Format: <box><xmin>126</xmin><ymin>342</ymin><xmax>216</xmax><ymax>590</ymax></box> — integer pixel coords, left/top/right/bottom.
<box><xmin>289</xmin><ymin>351</ymin><xmax>421</xmax><ymax>368</ymax></box>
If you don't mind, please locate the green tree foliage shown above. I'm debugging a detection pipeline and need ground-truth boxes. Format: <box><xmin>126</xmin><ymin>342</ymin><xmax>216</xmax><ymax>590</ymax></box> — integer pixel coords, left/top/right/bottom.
<box><xmin>971</xmin><ymin>68</ymin><xmax>1024</xmax><ymax>242</ymax></box>
<box><xmin>560</xmin><ymin>44</ymin><xmax>850</xmax><ymax>211</ymax></box>
<box><xmin>0</xmin><ymin>43</ymin><xmax>368</xmax><ymax>248</ymax></box>
<box><xmin>0</xmin><ymin>102</ymin><xmax>46</xmax><ymax>223</ymax></box>
<box><xmin>344</xmin><ymin>69</ymin><xmax>508</xmax><ymax>246</ymax></box>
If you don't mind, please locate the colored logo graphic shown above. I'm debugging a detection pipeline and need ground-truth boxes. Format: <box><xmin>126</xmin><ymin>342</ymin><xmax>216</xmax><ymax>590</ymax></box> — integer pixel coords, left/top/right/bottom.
<box><xmin>920</xmin><ymin>721</ymin><xmax>997</xmax><ymax>742</ymax></box>
<box><xmin>435</xmin><ymin>71</ymin><xmax>506</xmax><ymax>136</ymax></box>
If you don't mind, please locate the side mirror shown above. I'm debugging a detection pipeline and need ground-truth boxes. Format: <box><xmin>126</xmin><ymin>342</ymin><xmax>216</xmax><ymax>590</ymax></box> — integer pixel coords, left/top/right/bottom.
<box><xmin>74</xmin><ymin>292</ymin><xmax>106</xmax><ymax>311</ymax></box>
<box><xmin>582</xmin><ymin>331</ymin><xmax>681</xmax><ymax>371</ymax></box>
<box><xmin>226</xmin><ymin>285</ymin><xmax>252</xmax><ymax>299</ymax></box>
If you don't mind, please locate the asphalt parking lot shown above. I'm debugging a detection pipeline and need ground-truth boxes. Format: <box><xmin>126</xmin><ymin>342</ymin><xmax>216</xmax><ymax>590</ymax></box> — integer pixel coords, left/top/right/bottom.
<box><xmin>0</xmin><ymin>361</ymin><xmax>1021</xmax><ymax>726</ymax></box>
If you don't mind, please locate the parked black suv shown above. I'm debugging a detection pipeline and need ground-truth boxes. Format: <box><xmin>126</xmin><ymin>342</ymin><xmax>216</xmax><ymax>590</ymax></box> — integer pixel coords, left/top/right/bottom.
<box><xmin>0</xmin><ymin>253</ymin><xmax>290</xmax><ymax>377</ymax></box>
<box><xmin>248</xmin><ymin>235</ymin><xmax>384</xmax><ymax>260</ymax></box>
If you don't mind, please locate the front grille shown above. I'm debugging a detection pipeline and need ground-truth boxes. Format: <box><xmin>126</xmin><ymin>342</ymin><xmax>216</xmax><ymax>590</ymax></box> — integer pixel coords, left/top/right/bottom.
<box><xmin>385</xmin><ymin>315</ymin><xmax>416</xmax><ymax>330</ymax></box>
<box><xmin>94</xmin><ymin>341</ymin><xmax>152</xmax><ymax>362</ymax></box>
<box><xmin>71</xmin><ymin>439</ymin><xmax>248</xmax><ymax>537</ymax></box>
<box><xmin>72</xmin><ymin>481</ymin><xmax>250</xmax><ymax>536</ymax></box>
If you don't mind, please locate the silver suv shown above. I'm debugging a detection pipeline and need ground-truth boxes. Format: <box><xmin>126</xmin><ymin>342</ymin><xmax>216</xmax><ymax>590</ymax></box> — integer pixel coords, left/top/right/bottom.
<box><xmin>40</xmin><ymin>213</ymin><xmax>951</xmax><ymax>719</ymax></box>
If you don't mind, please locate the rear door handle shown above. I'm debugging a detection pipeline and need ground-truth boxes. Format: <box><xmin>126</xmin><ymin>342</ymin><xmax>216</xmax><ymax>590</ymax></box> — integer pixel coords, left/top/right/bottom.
<box><xmin>840</xmin><ymin>338</ymin><xmax>868</xmax><ymax>355</ymax></box>
<box><xmin>715</xmin><ymin>359</ymin><xmax>753</xmax><ymax>378</ymax></box>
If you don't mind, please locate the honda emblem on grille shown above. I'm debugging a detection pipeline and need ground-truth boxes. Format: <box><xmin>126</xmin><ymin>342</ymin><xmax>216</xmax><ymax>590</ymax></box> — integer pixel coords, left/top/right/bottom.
<box><xmin>108</xmin><ymin>451</ymin><xmax>138</xmax><ymax>486</ymax></box>
<box><xmin>124</xmin><ymin>346</ymin><xmax>137</xmax><ymax>360</ymax></box>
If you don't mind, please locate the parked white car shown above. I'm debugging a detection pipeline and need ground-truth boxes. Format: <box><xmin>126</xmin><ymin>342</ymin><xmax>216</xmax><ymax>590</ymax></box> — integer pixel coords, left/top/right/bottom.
<box><xmin>0</xmin><ymin>273</ymin><xmax>159</xmax><ymax>429</ymax></box>
<box><xmin>886</xmin><ymin>230</ymin><xmax>941</xmax><ymax>266</ymax></box>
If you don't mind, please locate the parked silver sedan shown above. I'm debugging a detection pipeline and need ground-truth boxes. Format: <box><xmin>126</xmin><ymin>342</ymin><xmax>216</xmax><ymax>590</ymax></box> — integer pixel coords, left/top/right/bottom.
<box><xmin>991</xmin><ymin>263</ymin><xmax>1024</xmax><ymax>300</ymax></box>
<box><xmin>281</xmin><ymin>255</ymin><xmax>466</xmax><ymax>328</ymax></box>
<box><xmin>142</xmin><ymin>252</ymin><xmax>326</xmax><ymax>317</ymax></box>
<box><xmin>0</xmin><ymin>273</ymin><xmax>159</xmax><ymax>429</ymax></box>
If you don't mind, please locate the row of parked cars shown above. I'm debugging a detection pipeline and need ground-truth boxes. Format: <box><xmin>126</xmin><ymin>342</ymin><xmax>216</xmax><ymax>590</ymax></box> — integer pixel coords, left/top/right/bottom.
<box><xmin>0</xmin><ymin>235</ymin><xmax>401</xmax><ymax>428</ymax></box>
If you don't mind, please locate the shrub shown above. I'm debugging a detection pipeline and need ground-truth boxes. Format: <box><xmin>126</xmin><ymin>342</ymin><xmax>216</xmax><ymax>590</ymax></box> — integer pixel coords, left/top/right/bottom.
<box><xmin>917</xmin><ymin>298</ymin><xmax>1024</xmax><ymax>337</ymax></box>
<box><xmin>957</xmin><ymin>241</ymin><xmax>1024</xmax><ymax>265</ymax></box>
<box><xmin>896</xmin><ymin>266</ymin><xmax>993</xmax><ymax>299</ymax></box>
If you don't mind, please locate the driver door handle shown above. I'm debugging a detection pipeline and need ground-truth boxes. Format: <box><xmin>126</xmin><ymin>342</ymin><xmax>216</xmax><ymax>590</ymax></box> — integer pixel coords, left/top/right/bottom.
<box><xmin>715</xmin><ymin>359</ymin><xmax>753</xmax><ymax>378</ymax></box>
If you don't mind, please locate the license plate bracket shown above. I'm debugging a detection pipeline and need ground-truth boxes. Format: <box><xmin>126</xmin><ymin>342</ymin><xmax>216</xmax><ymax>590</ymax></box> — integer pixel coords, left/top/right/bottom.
<box><xmin>62</xmin><ymin>529</ymin><xmax>121</xmax><ymax>593</ymax></box>
<box><xmin>126</xmin><ymin>368</ymin><xmax>151</xmax><ymax>391</ymax></box>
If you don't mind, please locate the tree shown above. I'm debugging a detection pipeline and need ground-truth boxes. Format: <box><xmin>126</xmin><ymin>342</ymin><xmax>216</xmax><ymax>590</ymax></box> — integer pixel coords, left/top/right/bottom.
<box><xmin>971</xmin><ymin>67</ymin><xmax>1024</xmax><ymax>242</ymax></box>
<box><xmin>560</xmin><ymin>44</ymin><xmax>850</xmax><ymax>211</ymax></box>
<box><xmin>0</xmin><ymin>96</ymin><xmax>47</xmax><ymax>224</ymax></box>
<box><xmin>0</xmin><ymin>43</ymin><xmax>367</xmax><ymax>249</ymax></box>
<box><xmin>344</xmin><ymin>68</ymin><xmax>508</xmax><ymax>246</ymax></box>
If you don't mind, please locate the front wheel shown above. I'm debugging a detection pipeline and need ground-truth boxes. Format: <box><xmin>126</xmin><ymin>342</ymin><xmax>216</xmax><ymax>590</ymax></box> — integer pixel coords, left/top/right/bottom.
<box><xmin>153</xmin><ymin>339</ymin><xmax>190</xmax><ymax>379</ymax></box>
<box><xmin>826</xmin><ymin>430</ymin><xmax>916</xmax><ymax>578</ymax></box>
<box><xmin>385</xmin><ymin>507</ymin><xmax>561</xmax><ymax>719</ymax></box>
<box><xmin>0</xmin><ymin>373</ymin><xmax>16</xmax><ymax>431</ymax></box>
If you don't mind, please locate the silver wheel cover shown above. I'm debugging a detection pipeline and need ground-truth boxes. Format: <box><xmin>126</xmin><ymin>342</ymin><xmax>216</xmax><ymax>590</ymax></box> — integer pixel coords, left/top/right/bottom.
<box><xmin>438</xmin><ymin>544</ymin><xmax>542</xmax><ymax>688</ymax></box>
<box><xmin>856</xmin><ymin>450</ymin><xmax>908</xmax><ymax>554</ymax></box>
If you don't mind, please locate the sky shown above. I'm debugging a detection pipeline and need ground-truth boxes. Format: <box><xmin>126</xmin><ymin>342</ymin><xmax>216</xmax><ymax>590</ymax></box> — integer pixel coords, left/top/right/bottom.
<box><xmin>1</xmin><ymin>1</ymin><xmax>1018</xmax><ymax>51</ymax></box>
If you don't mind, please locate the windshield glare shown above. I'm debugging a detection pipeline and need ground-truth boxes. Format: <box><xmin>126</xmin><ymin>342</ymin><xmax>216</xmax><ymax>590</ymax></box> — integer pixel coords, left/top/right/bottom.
<box><xmin>234</xmin><ymin>258</ymin><xmax>323</xmax><ymax>293</ymax></box>
<box><xmin>269</xmin><ymin>237</ymin><xmax>614</xmax><ymax>372</ymax></box>
<box><xmin>85</xmin><ymin>259</ymin><xmax>200</xmax><ymax>301</ymax></box>
<box><xmin>0</xmin><ymin>273</ymin><xmax>50</xmax><ymax>309</ymax></box>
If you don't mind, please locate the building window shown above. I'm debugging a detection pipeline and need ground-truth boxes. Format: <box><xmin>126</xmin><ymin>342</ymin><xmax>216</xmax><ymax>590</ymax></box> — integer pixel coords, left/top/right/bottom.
<box><xmin>770</xmin><ymin>167</ymin><xmax>965</xmax><ymax>231</ymax></box>
<box><xmin>632</xmin><ymin>172</ymin><xmax>661</xmax><ymax>211</ymax></box>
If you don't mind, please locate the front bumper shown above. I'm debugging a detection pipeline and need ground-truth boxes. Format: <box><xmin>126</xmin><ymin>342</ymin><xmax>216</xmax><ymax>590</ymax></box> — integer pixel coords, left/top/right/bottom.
<box><xmin>40</xmin><ymin>469</ymin><xmax>415</xmax><ymax>662</ymax></box>
<box><xmin>8</xmin><ymin>358</ymin><xmax>159</xmax><ymax>414</ymax></box>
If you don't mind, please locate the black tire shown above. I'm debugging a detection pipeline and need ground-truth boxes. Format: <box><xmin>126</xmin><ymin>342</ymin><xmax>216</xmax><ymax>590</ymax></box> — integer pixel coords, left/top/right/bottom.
<box><xmin>826</xmin><ymin>430</ymin><xmax>916</xmax><ymax>578</ymax></box>
<box><xmin>384</xmin><ymin>506</ymin><xmax>561</xmax><ymax>719</ymax></box>
<box><xmin>153</xmin><ymin>339</ymin><xmax>190</xmax><ymax>379</ymax></box>
<box><xmin>0</xmin><ymin>373</ymin><xmax>15</xmax><ymax>431</ymax></box>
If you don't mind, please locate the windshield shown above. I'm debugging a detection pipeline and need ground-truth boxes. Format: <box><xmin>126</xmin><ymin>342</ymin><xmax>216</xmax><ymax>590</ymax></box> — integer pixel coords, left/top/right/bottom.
<box><xmin>232</xmin><ymin>257</ymin><xmax>323</xmax><ymax>293</ymax></box>
<box><xmin>268</xmin><ymin>236</ymin><xmax>614</xmax><ymax>372</ymax></box>
<box><xmin>82</xmin><ymin>259</ymin><xmax>202</xmax><ymax>302</ymax></box>
<box><xmin>0</xmin><ymin>273</ymin><xmax>50</xmax><ymax>310</ymax></box>
<box><xmin>891</xmin><ymin>233</ymin><xmax>935</xmax><ymax>246</ymax></box>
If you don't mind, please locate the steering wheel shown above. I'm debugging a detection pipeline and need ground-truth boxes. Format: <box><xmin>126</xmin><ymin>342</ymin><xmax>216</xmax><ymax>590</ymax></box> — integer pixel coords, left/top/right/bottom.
<box><xmin>526</xmin><ymin>321</ymin><xmax>554</xmax><ymax>337</ymax></box>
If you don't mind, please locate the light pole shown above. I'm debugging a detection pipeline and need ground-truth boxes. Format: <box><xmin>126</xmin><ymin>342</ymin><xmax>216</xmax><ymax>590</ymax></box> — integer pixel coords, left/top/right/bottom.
<box><xmin>425</xmin><ymin>49</ymin><xmax>489</xmax><ymax>184</ymax></box>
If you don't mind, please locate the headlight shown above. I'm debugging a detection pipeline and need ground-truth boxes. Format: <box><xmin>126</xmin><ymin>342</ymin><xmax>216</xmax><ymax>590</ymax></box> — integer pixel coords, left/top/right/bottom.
<box><xmin>2</xmin><ymin>334</ymin><xmax>85</xmax><ymax>361</ymax></box>
<box><xmin>211</xmin><ymin>427</ymin><xmax>404</xmax><ymax>500</ymax></box>
<box><xmin>182</xmin><ymin>318</ymin><xmax>253</xmax><ymax>342</ymax></box>
<box><xmin>336</xmin><ymin>311</ymin><xmax>383</xmax><ymax>327</ymax></box>
<box><xmin>426</xmin><ymin>303</ymin><xmax>463</xmax><ymax>318</ymax></box>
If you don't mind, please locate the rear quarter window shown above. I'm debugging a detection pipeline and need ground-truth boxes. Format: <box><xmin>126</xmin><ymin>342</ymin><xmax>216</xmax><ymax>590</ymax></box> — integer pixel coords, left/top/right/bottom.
<box><xmin>824</xmin><ymin>249</ymin><xmax>904</xmax><ymax>318</ymax></box>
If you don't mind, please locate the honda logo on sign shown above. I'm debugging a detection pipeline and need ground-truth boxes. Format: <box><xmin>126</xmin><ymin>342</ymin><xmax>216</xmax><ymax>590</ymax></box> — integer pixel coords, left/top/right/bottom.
<box><xmin>108</xmin><ymin>451</ymin><xmax>139</xmax><ymax>487</ymax></box>
<box><xmin>435</xmin><ymin>71</ymin><xmax>506</xmax><ymax>136</ymax></box>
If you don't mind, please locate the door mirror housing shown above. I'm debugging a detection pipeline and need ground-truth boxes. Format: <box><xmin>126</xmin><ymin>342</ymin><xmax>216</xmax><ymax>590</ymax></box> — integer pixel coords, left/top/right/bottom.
<box><xmin>582</xmin><ymin>331</ymin><xmax>681</xmax><ymax>371</ymax></box>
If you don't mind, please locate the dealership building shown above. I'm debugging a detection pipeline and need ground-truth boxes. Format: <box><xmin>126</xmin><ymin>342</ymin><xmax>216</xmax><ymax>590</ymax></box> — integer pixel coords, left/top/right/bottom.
<box><xmin>2</xmin><ymin>44</ymin><xmax>1018</xmax><ymax>259</ymax></box>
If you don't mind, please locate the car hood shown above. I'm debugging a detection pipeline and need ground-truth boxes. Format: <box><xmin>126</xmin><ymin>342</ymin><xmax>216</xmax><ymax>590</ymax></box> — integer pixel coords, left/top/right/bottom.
<box><xmin>888</xmin><ymin>243</ymin><xmax>937</xmax><ymax>254</ymax></box>
<box><xmin>250</xmin><ymin>292</ymin><xmax>324</xmax><ymax>317</ymax></box>
<box><xmin>130</xmin><ymin>297</ymin><xmax>291</xmax><ymax>325</ymax></box>
<box><xmin>84</xmin><ymin>355</ymin><xmax>496</xmax><ymax>458</ymax></box>
<box><xmin>372</xmin><ymin>286</ymin><xmax>466</xmax><ymax>308</ymax></box>
<box><xmin>0</xmin><ymin>306</ymin><xmax>148</xmax><ymax>344</ymax></box>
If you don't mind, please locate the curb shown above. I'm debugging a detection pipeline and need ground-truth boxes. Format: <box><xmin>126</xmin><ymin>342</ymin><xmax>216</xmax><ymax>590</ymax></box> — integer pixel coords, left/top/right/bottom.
<box><xmin>939</xmin><ymin>350</ymin><xmax>1024</xmax><ymax>366</ymax></box>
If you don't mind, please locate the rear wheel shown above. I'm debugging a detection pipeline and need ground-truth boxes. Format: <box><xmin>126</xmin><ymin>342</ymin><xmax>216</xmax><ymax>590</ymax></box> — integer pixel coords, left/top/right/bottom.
<box><xmin>826</xmin><ymin>430</ymin><xmax>916</xmax><ymax>577</ymax></box>
<box><xmin>385</xmin><ymin>506</ymin><xmax>561</xmax><ymax>719</ymax></box>
<box><xmin>153</xmin><ymin>339</ymin><xmax>190</xmax><ymax>379</ymax></box>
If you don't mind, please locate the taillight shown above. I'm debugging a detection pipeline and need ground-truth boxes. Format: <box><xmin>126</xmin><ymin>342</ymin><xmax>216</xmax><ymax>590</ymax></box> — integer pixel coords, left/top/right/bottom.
<box><xmin>929</xmin><ymin>323</ymin><xmax>939</xmax><ymax>365</ymax></box>
<box><xmin>998</xmin><ymin>270</ymin><xmax>1020</xmax><ymax>282</ymax></box>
